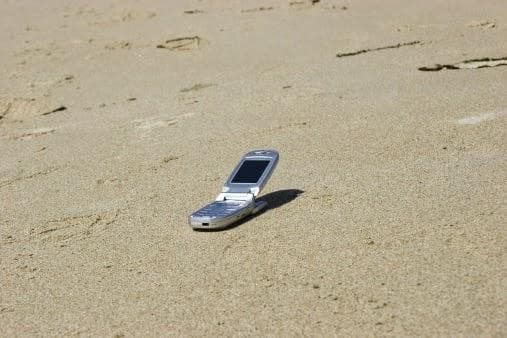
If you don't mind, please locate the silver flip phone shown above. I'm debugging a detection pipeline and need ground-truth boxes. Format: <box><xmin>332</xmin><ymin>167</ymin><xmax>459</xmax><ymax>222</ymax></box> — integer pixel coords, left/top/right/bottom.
<box><xmin>189</xmin><ymin>150</ymin><xmax>279</xmax><ymax>230</ymax></box>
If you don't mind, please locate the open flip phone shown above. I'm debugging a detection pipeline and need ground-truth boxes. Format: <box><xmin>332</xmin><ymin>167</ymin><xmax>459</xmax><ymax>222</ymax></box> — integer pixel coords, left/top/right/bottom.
<box><xmin>189</xmin><ymin>150</ymin><xmax>279</xmax><ymax>230</ymax></box>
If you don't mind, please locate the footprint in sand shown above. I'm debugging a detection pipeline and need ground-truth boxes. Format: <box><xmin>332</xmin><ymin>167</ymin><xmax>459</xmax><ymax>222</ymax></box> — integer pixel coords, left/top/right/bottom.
<box><xmin>178</xmin><ymin>83</ymin><xmax>216</xmax><ymax>105</ymax></box>
<box><xmin>133</xmin><ymin>112</ymin><xmax>195</xmax><ymax>131</ymax></box>
<box><xmin>184</xmin><ymin>10</ymin><xmax>204</xmax><ymax>14</ymax></box>
<box><xmin>467</xmin><ymin>20</ymin><xmax>496</xmax><ymax>30</ymax></box>
<box><xmin>418</xmin><ymin>57</ymin><xmax>507</xmax><ymax>71</ymax></box>
<box><xmin>241</xmin><ymin>6</ymin><xmax>274</xmax><ymax>13</ymax></box>
<box><xmin>455</xmin><ymin>109</ymin><xmax>506</xmax><ymax>125</ymax></box>
<box><xmin>120</xmin><ymin>10</ymin><xmax>156</xmax><ymax>22</ymax></box>
<box><xmin>30</xmin><ymin>209</ymin><xmax>120</xmax><ymax>244</ymax></box>
<box><xmin>180</xmin><ymin>83</ymin><xmax>215</xmax><ymax>93</ymax></box>
<box><xmin>89</xmin><ymin>9</ymin><xmax>156</xmax><ymax>26</ymax></box>
<box><xmin>104</xmin><ymin>41</ymin><xmax>133</xmax><ymax>50</ymax></box>
<box><xmin>5</xmin><ymin>127</ymin><xmax>57</xmax><ymax>141</ymax></box>
<box><xmin>134</xmin><ymin>119</ymin><xmax>178</xmax><ymax>130</ymax></box>
<box><xmin>156</xmin><ymin>36</ymin><xmax>202</xmax><ymax>51</ymax></box>
<box><xmin>289</xmin><ymin>0</ymin><xmax>320</xmax><ymax>9</ymax></box>
<box><xmin>1</xmin><ymin>98</ymin><xmax>68</xmax><ymax>123</ymax></box>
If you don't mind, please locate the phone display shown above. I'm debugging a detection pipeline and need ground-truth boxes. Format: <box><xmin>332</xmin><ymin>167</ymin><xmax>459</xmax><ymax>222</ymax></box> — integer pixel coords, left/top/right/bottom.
<box><xmin>231</xmin><ymin>160</ymin><xmax>270</xmax><ymax>183</ymax></box>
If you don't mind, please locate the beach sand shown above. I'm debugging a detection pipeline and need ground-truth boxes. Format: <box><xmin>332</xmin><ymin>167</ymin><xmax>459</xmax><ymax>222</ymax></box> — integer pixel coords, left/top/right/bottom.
<box><xmin>1</xmin><ymin>0</ymin><xmax>506</xmax><ymax>336</ymax></box>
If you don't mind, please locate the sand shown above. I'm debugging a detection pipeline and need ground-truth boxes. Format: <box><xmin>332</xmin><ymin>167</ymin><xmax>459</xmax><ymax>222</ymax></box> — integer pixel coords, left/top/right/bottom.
<box><xmin>1</xmin><ymin>0</ymin><xmax>506</xmax><ymax>336</ymax></box>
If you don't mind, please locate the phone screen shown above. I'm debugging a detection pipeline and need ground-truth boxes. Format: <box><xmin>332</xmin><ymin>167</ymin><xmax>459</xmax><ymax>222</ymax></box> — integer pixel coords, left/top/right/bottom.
<box><xmin>231</xmin><ymin>160</ymin><xmax>270</xmax><ymax>183</ymax></box>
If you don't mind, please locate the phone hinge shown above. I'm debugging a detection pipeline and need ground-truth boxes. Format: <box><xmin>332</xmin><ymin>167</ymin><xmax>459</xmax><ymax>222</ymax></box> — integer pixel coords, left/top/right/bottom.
<box><xmin>215</xmin><ymin>192</ymin><xmax>254</xmax><ymax>202</ymax></box>
<box><xmin>222</xmin><ymin>186</ymin><xmax>261</xmax><ymax>197</ymax></box>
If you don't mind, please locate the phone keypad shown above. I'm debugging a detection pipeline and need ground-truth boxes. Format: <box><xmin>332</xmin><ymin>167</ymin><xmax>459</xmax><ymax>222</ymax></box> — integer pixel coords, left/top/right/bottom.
<box><xmin>192</xmin><ymin>201</ymin><xmax>246</xmax><ymax>218</ymax></box>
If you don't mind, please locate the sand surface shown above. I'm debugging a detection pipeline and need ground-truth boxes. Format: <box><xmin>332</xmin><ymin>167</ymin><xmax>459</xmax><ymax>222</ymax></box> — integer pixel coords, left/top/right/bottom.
<box><xmin>1</xmin><ymin>0</ymin><xmax>506</xmax><ymax>336</ymax></box>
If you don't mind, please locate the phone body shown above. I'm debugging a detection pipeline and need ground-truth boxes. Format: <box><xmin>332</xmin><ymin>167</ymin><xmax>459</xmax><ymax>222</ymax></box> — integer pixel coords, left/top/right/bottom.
<box><xmin>189</xmin><ymin>150</ymin><xmax>279</xmax><ymax>230</ymax></box>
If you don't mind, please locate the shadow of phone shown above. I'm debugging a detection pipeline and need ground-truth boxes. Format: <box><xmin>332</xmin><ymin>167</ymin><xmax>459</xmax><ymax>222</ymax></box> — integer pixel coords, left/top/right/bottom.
<box><xmin>256</xmin><ymin>189</ymin><xmax>304</xmax><ymax>212</ymax></box>
<box><xmin>194</xmin><ymin>189</ymin><xmax>304</xmax><ymax>232</ymax></box>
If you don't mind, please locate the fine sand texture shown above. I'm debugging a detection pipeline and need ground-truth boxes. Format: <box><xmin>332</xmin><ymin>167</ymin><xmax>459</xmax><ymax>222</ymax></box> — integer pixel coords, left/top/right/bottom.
<box><xmin>1</xmin><ymin>0</ymin><xmax>506</xmax><ymax>336</ymax></box>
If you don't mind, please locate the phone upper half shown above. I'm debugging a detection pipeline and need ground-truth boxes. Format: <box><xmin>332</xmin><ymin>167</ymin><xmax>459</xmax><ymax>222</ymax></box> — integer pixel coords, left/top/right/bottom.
<box><xmin>222</xmin><ymin>150</ymin><xmax>279</xmax><ymax>196</ymax></box>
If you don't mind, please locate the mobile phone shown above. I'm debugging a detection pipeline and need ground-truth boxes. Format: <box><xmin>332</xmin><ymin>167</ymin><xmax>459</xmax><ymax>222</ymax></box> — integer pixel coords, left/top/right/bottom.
<box><xmin>189</xmin><ymin>150</ymin><xmax>279</xmax><ymax>230</ymax></box>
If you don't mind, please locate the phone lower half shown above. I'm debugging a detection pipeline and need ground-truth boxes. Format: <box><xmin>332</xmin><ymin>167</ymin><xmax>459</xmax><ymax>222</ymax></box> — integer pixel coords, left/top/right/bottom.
<box><xmin>189</xmin><ymin>200</ymin><xmax>255</xmax><ymax>230</ymax></box>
